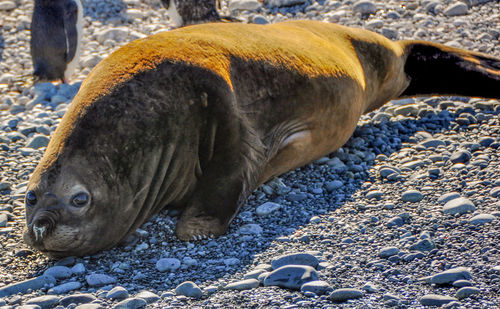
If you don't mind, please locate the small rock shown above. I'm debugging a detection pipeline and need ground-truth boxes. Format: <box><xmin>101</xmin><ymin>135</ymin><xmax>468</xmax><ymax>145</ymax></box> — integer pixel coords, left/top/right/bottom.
<box><xmin>96</xmin><ymin>27</ymin><xmax>129</xmax><ymax>44</ymax></box>
<box><xmin>71</xmin><ymin>263</ymin><xmax>86</xmax><ymax>274</ymax></box>
<box><xmin>379</xmin><ymin>246</ymin><xmax>399</xmax><ymax>258</ymax></box>
<box><xmin>443</xmin><ymin>197</ymin><xmax>475</xmax><ymax>215</ymax></box>
<box><xmin>156</xmin><ymin>258</ymin><xmax>181</xmax><ymax>272</ymax></box>
<box><xmin>438</xmin><ymin>192</ymin><xmax>461</xmax><ymax>204</ymax></box>
<box><xmin>112</xmin><ymin>297</ymin><xmax>147</xmax><ymax>309</ymax></box>
<box><xmin>256</xmin><ymin>202</ymin><xmax>281</xmax><ymax>216</ymax></box>
<box><xmin>450</xmin><ymin>149</ymin><xmax>471</xmax><ymax>164</ymax></box>
<box><xmin>469</xmin><ymin>213</ymin><xmax>495</xmax><ymax>225</ymax></box>
<box><xmin>59</xmin><ymin>294</ymin><xmax>97</xmax><ymax>307</ymax></box>
<box><xmin>490</xmin><ymin>187</ymin><xmax>500</xmax><ymax>198</ymax></box>
<box><xmin>353</xmin><ymin>0</ymin><xmax>376</xmax><ymax>14</ymax></box>
<box><xmin>430</xmin><ymin>267</ymin><xmax>472</xmax><ymax>285</ymax></box>
<box><xmin>135</xmin><ymin>291</ymin><xmax>160</xmax><ymax>303</ymax></box>
<box><xmin>106</xmin><ymin>286</ymin><xmax>129</xmax><ymax>300</ymax></box>
<box><xmin>85</xmin><ymin>274</ymin><xmax>117</xmax><ymax>287</ymax></box>
<box><xmin>0</xmin><ymin>1</ymin><xmax>16</xmax><ymax>10</ymax></box>
<box><xmin>452</xmin><ymin>280</ymin><xmax>473</xmax><ymax>288</ymax></box>
<box><xmin>228</xmin><ymin>0</ymin><xmax>261</xmax><ymax>11</ymax></box>
<box><xmin>300</xmin><ymin>280</ymin><xmax>333</xmax><ymax>295</ymax></box>
<box><xmin>26</xmin><ymin>135</ymin><xmax>50</xmax><ymax>149</ymax></box>
<box><xmin>264</xmin><ymin>265</ymin><xmax>318</xmax><ymax>290</ymax></box>
<box><xmin>444</xmin><ymin>2</ymin><xmax>468</xmax><ymax>16</ymax></box>
<box><xmin>0</xmin><ymin>275</ymin><xmax>56</xmax><ymax>297</ymax></box>
<box><xmin>325</xmin><ymin>180</ymin><xmax>343</xmax><ymax>192</ymax></box>
<box><xmin>44</xmin><ymin>265</ymin><xmax>72</xmax><ymax>279</ymax></box>
<box><xmin>402</xmin><ymin>190</ymin><xmax>423</xmax><ymax>202</ymax></box>
<box><xmin>25</xmin><ymin>295</ymin><xmax>59</xmax><ymax>309</ymax></box>
<box><xmin>225</xmin><ymin>279</ymin><xmax>260</xmax><ymax>290</ymax></box>
<box><xmin>328</xmin><ymin>288</ymin><xmax>363</xmax><ymax>302</ymax></box>
<box><xmin>366</xmin><ymin>190</ymin><xmax>383</xmax><ymax>200</ymax></box>
<box><xmin>266</xmin><ymin>0</ymin><xmax>307</xmax><ymax>7</ymax></box>
<box><xmin>409</xmin><ymin>239</ymin><xmax>436</xmax><ymax>252</ymax></box>
<box><xmin>244</xmin><ymin>269</ymin><xmax>267</xmax><ymax>280</ymax></box>
<box><xmin>175</xmin><ymin>281</ymin><xmax>203</xmax><ymax>299</ymax></box>
<box><xmin>48</xmin><ymin>281</ymin><xmax>82</xmax><ymax>294</ymax></box>
<box><xmin>420</xmin><ymin>294</ymin><xmax>458</xmax><ymax>306</ymax></box>
<box><xmin>455</xmin><ymin>287</ymin><xmax>480</xmax><ymax>299</ymax></box>
<box><xmin>271</xmin><ymin>253</ymin><xmax>319</xmax><ymax>269</ymax></box>
<box><xmin>238</xmin><ymin>223</ymin><xmax>263</xmax><ymax>235</ymax></box>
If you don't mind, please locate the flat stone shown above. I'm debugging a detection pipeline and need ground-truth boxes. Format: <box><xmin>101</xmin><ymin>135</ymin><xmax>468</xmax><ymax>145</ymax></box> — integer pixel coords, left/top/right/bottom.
<box><xmin>0</xmin><ymin>1</ymin><xmax>16</xmax><ymax>10</ymax></box>
<box><xmin>379</xmin><ymin>246</ymin><xmax>399</xmax><ymax>258</ymax></box>
<box><xmin>75</xmin><ymin>305</ymin><xmax>103</xmax><ymax>309</ymax></box>
<box><xmin>430</xmin><ymin>267</ymin><xmax>472</xmax><ymax>285</ymax></box>
<box><xmin>450</xmin><ymin>149</ymin><xmax>471</xmax><ymax>164</ymax></box>
<box><xmin>490</xmin><ymin>187</ymin><xmax>500</xmax><ymax>198</ymax></box>
<box><xmin>353</xmin><ymin>0</ymin><xmax>376</xmax><ymax>14</ymax></box>
<box><xmin>26</xmin><ymin>135</ymin><xmax>49</xmax><ymax>149</ymax></box>
<box><xmin>452</xmin><ymin>280</ymin><xmax>473</xmax><ymax>288</ymax></box>
<box><xmin>135</xmin><ymin>291</ymin><xmax>160</xmax><ymax>303</ymax></box>
<box><xmin>402</xmin><ymin>190</ymin><xmax>423</xmax><ymax>202</ymax></box>
<box><xmin>366</xmin><ymin>190</ymin><xmax>383</xmax><ymax>200</ymax></box>
<box><xmin>264</xmin><ymin>265</ymin><xmax>318</xmax><ymax>290</ymax></box>
<box><xmin>256</xmin><ymin>202</ymin><xmax>281</xmax><ymax>216</ymax></box>
<box><xmin>156</xmin><ymin>258</ymin><xmax>181</xmax><ymax>272</ymax></box>
<box><xmin>48</xmin><ymin>281</ymin><xmax>82</xmax><ymax>294</ymax></box>
<box><xmin>244</xmin><ymin>269</ymin><xmax>267</xmax><ymax>280</ymax></box>
<box><xmin>469</xmin><ymin>214</ymin><xmax>495</xmax><ymax>225</ymax></box>
<box><xmin>444</xmin><ymin>2</ymin><xmax>468</xmax><ymax>16</ymax></box>
<box><xmin>443</xmin><ymin>197</ymin><xmax>476</xmax><ymax>215</ymax></box>
<box><xmin>85</xmin><ymin>274</ymin><xmax>117</xmax><ymax>287</ymax></box>
<box><xmin>455</xmin><ymin>287</ymin><xmax>480</xmax><ymax>299</ymax></box>
<box><xmin>300</xmin><ymin>280</ymin><xmax>333</xmax><ymax>295</ymax></box>
<box><xmin>225</xmin><ymin>279</ymin><xmax>260</xmax><ymax>290</ymax></box>
<box><xmin>44</xmin><ymin>265</ymin><xmax>72</xmax><ymax>279</ymax></box>
<box><xmin>438</xmin><ymin>192</ymin><xmax>461</xmax><ymax>204</ymax></box>
<box><xmin>25</xmin><ymin>295</ymin><xmax>59</xmax><ymax>309</ymax></box>
<box><xmin>238</xmin><ymin>223</ymin><xmax>263</xmax><ymax>235</ymax></box>
<box><xmin>420</xmin><ymin>294</ymin><xmax>458</xmax><ymax>306</ymax></box>
<box><xmin>106</xmin><ymin>286</ymin><xmax>129</xmax><ymax>300</ymax></box>
<box><xmin>325</xmin><ymin>180</ymin><xmax>344</xmax><ymax>192</ymax></box>
<box><xmin>59</xmin><ymin>294</ymin><xmax>97</xmax><ymax>307</ymax></box>
<box><xmin>271</xmin><ymin>253</ymin><xmax>319</xmax><ymax>269</ymax></box>
<box><xmin>409</xmin><ymin>239</ymin><xmax>436</xmax><ymax>252</ymax></box>
<box><xmin>266</xmin><ymin>0</ymin><xmax>307</xmax><ymax>7</ymax></box>
<box><xmin>421</xmin><ymin>139</ymin><xmax>446</xmax><ymax>148</ymax></box>
<box><xmin>0</xmin><ymin>275</ymin><xmax>56</xmax><ymax>297</ymax></box>
<box><xmin>228</xmin><ymin>0</ymin><xmax>261</xmax><ymax>11</ymax></box>
<box><xmin>112</xmin><ymin>297</ymin><xmax>147</xmax><ymax>309</ymax></box>
<box><xmin>175</xmin><ymin>281</ymin><xmax>203</xmax><ymax>299</ymax></box>
<box><xmin>328</xmin><ymin>288</ymin><xmax>363</xmax><ymax>302</ymax></box>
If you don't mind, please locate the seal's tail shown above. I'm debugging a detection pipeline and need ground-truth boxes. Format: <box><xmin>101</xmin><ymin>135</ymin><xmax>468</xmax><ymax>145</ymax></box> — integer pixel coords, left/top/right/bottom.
<box><xmin>399</xmin><ymin>41</ymin><xmax>500</xmax><ymax>99</ymax></box>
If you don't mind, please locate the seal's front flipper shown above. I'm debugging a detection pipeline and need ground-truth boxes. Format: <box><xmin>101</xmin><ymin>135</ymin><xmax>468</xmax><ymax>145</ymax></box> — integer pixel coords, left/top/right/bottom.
<box><xmin>400</xmin><ymin>41</ymin><xmax>500</xmax><ymax>99</ymax></box>
<box><xmin>175</xmin><ymin>116</ymin><xmax>264</xmax><ymax>241</ymax></box>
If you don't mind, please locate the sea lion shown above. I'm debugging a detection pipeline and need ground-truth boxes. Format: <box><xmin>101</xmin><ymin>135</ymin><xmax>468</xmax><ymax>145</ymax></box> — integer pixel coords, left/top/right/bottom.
<box><xmin>23</xmin><ymin>20</ymin><xmax>500</xmax><ymax>257</ymax></box>
<box><xmin>30</xmin><ymin>0</ymin><xmax>83</xmax><ymax>83</ymax></box>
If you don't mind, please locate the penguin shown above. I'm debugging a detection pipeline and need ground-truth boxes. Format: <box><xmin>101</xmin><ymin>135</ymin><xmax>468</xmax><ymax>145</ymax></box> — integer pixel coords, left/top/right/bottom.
<box><xmin>160</xmin><ymin>0</ymin><xmax>239</xmax><ymax>27</ymax></box>
<box><xmin>30</xmin><ymin>0</ymin><xmax>83</xmax><ymax>83</ymax></box>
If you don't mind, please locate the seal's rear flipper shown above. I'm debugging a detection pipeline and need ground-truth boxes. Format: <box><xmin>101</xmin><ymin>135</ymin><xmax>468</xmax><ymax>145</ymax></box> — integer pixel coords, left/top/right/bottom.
<box><xmin>400</xmin><ymin>41</ymin><xmax>500</xmax><ymax>99</ymax></box>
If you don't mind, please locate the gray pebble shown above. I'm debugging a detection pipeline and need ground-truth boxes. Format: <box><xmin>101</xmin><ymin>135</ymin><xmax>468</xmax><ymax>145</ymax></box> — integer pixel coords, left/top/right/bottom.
<box><xmin>444</xmin><ymin>2</ymin><xmax>468</xmax><ymax>16</ymax></box>
<box><xmin>0</xmin><ymin>275</ymin><xmax>56</xmax><ymax>297</ymax></box>
<box><xmin>328</xmin><ymin>288</ymin><xmax>363</xmax><ymax>302</ymax></box>
<box><xmin>443</xmin><ymin>197</ymin><xmax>476</xmax><ymax>215</ymax></box>
<box><xmin>421</xmin><ymin>139</ymin><xmax>446</xmax><ymax>148</ymax></box>
<box><xmin>244</xmin><ymin>269</ymin><xmax>267</xmax><ymax>280</ymax></box>
<box><xmin>271</xmin><ymin>253</ymin><xmax>319</xmax><ymax>269</ymax></box>
<box><xmin>490</xmin><ymin>187</ymin><xmax>500</xmax><ymax>198</ymax></box>
<box><xmin>155</xmin><ymin>258</ymin><xmax>181</xmax><ymax>272</ymax></box>
<box><xmin>452</xmin><ymin>280</ymin><xmax>473</xmax><ymax>287</ymax></box>
<box><xmin>106</xmin><ymin>286</ymin><xmax>129</xmax><ymax>300</ymax></box>
<box><xmin>135</xmin><ymin>291</ymin><xmax>160</xmax><ymax>303</ymax></box>
<box><xmin>256</xmin><ymin>202</ymin><xmax>281</xmax><ymax>216</ymax></box>
<box><xmin>409</xmin><ymin>239</ymin><xmax>436</xmax><ymax>252</ymax></box>
<box><xmin>469</xmin><ymin>213</ymin><xmax>495</xmax><ymax>225</ymax></box>
<box><xmin>238</xmin><ymin>223</ymin><xmax>263</xmax><ymax>235</ymax></box>
<box><xmin>47</xmin><ymin>281</ymin><xmax>82</xmax><ymax>294</ymax></box>
<box><xmin>386</xmin><ymin>216</ymin><xmax>403</xmax><ymax>228</ymax></box>
<box><xmin>112</xmin><ymin>297</ymin><xmax>147</xmax><ymax>309</ymax></box>
<box><xmin>75</xmin><ymin>305</ymin><xmax>103</xmax><ymax>309</ymax></box>
<box><xmin>450</xmin><ymin>149</ymin><xmax>471</xmax><ymax>164</ymax></box>
<box><xmin>438</xmin><ymin>192</ymin><xmax>461</xmax><ymax>204</ymax></box>
<box><xmin>402</xmin><ymin>190</ymin><xmax>423</xmax><ymax>202</ymax></box>
<box><xmin>366</xmin><ymin>190</ymin><xmax>383</xmax><ymax>200</ymax></box>
<box><xmin>25</xmin><ymin>295</ymin><xmax>59</xmax><ymax>309</ymax></box>
<box><xmin>26</xmin><ymin>135</ymin><xmax>49</xmax><ymax>149</ymax></box>
<box><xmin>430</xmin><ymin>267</ymin><xmax>472</xmax><ymax>285</ymax></box>
<box><xmin>59</xmin><ymin>294</ymin><xmax>97</xmax><ymax>307</ymax></box>
<box><xmin>175</xmin><ymin>281</ymin><xmax>203</xmax><ymax>299</ymax></box>
<box><xmin>300</xmin><ymin>280</ymin><xmax>333</xmax><ymax>295</ymax></box>
<box><xmin>71</xmin><ymin>263</ymin><xmax>86</xmax><ymax>274</ymax></box>
<box><xmin>264</xmin><ymin>265</ymin><xmax>318</xmax><ymax>290</ymax></box>
<box><xmin>85</xmin><ymin>274</ymin><xmax>117</xmax><ymax>287</ymax></box>
<box><xmin>43</xmin><ymin>265</ymin><xmax>72</xmax><ymax>279</ymax></box>
<box><xmin>225</xmin><ymin>279</ymin><xmax>260</xmax><ymax>290</ymax></box>
<box><xmin>455</xmin><ymin>286</ymin><xmax>480</xmax><ymax>299</ymax></box>
<box><xmin>420</xmin><ymin>294</ymin><xmax>458</xmax><ymax>306</ymax></box>
<box><xmin>325</xmin><ymin>180</ymin><xmax>343</xmax><ymax>192</ymax></box>
<box><xmin>353</xmin><ymin>1</ymin><xmax>376</xmax><ymax>14</ymax></box>
<box><xmin>379</xmin><ymin>246</ymin><xmax>399</xmax><ymax>258</ymax></box>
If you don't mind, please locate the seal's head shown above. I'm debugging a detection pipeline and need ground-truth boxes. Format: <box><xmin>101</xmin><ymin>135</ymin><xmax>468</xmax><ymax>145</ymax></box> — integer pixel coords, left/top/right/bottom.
<box><xmin>22</xmin><ymin>151</ymin><xmax>132</xmax><ymax>258</ymax></box>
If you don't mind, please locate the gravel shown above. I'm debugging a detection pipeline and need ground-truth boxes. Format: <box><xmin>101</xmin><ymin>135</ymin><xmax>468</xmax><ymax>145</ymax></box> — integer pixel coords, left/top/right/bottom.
<box><xmin>1</xmin><ymin>0</ymin><xmax>500</xmax><ymax>308</ymax></box>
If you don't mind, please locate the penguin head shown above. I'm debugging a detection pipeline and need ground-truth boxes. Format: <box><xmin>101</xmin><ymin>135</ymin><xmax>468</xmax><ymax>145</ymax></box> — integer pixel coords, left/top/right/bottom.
<box><xmin>30</xmin><ymin>0</ymin><xmax>83</xmax><ymax>83</ymax></box>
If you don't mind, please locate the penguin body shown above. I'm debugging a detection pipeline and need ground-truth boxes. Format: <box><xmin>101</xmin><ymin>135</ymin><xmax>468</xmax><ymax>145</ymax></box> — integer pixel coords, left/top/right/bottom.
<box><xmin>30</xmin><ymin>0</ymin><xmax>83</xmax><ymax>83</ymax></box>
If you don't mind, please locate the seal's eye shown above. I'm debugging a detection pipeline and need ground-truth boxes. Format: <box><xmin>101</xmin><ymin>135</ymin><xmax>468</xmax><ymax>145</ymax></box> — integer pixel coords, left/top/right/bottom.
<box><xmin>71</xmin><ymin>192</ymin><xmax>90</xmax><ymax>207</ymax></box>
<box><xmin>26</xmin><ymin>191</ymin><xmax>37</xmax><ymax>206</ymax></box>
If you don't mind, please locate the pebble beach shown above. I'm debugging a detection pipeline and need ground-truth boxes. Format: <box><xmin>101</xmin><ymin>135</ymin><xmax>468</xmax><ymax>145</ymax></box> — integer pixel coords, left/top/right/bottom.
<box><xmin>0</xmin><ymin>0</ymin><xmax>499</xmax><ymax>308</ymax></box>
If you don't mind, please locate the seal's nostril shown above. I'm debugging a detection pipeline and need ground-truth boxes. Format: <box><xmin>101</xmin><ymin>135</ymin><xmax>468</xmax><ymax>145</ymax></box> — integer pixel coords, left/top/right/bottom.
<box><xmin>32</xmin><ymin>217</ymin><xmax>53</xmax><ymax>242</ymax></box>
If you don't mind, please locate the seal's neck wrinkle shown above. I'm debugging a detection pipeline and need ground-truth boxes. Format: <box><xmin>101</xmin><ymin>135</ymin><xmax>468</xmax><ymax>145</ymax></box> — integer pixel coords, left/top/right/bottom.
<box><xmin>121</xmin><ymin>142</ymin><xmax>198</xmax><ymax>239</ymax></box>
